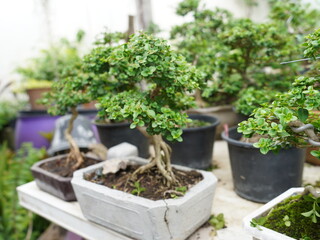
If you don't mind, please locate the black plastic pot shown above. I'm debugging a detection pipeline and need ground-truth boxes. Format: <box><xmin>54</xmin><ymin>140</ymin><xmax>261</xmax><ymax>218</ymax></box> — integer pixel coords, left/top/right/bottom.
<box><xmin>221</xmin><ymin>126</ymin><xmax>305</xmax><ymax>203</ymax></box>
<box><xmin>31</xmin><ymin>154</ymin><xmax>101</xmax><ymax>201</ymax></box>
<box><xmin>94</xmin><ymin>121</ymin><xmax>150</xmax><ymax>158</ymax></box>
<box><xmin>167</xmin><ymin>114</ymin><xmax>220</xmax><ymax>169</ymax></box>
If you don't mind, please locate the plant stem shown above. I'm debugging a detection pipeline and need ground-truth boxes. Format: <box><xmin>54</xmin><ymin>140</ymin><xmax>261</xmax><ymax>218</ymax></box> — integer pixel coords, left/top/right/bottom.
<box><xmin>133</xmin><ymin>134</ymin><xmax>178</xmax><ymax>186</ymax></box>
<box><xmin>65</xmin><ymin>107</ymin><xmax>84</xmax><ymax>170</ymax></box>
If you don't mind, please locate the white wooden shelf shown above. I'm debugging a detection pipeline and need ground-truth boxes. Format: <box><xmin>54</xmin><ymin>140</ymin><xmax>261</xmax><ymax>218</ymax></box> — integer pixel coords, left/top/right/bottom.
<box><xmin>17</xmin><ymin>181</ymin><xmax>133</xmax><ymax>240</ymax></box>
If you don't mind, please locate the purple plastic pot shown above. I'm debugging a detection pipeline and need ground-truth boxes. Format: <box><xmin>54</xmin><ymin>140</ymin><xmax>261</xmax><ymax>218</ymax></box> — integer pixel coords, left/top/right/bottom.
<box><xmin>15</xmin><ymin>110</ymin><xmax>60</xmax><ymax>150</ymax></box>
<box><xmin>15</xmin><ymin>109</ymin><xmax>99</xmax><ymax>150</ymax></box>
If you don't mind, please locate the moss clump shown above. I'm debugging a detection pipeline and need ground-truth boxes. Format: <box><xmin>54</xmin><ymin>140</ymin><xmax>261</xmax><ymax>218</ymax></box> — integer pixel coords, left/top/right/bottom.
<box><xmin>186</xmin><ymin>119</ymin><xmax>211</xmax><ymax>128</ymax></box>
<box><xmin>259</xmin><ymin>194</ymin><xmax>320</xmax><ymax>240</ymax></box>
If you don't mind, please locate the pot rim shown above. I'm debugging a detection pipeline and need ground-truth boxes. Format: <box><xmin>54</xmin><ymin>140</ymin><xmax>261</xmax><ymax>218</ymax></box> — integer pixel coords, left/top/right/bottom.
<box><xmin>31</xmin><ymin>154</ymin><xmax>101</xmax><ymax>182</ymax></box>
<box><xmin>221</xmin><ymin>126</ymin><xmax>254</xmax><ymax>148</ymax></box>
<box><xmin>242</xmin><ymin>187</ymin><xmax>304</xmax><ymax>240</ymax></box>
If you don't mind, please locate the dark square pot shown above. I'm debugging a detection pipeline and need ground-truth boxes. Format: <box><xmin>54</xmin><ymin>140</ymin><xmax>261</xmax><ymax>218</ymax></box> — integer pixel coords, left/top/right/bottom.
<box><xmin>31</xmin><ymin>154</ymin><xmax>101</xmax><ymax>201</ymax></box>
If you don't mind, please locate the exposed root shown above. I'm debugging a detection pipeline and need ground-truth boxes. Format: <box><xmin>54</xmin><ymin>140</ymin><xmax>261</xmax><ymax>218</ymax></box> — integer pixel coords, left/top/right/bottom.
<box><xmin>132</xmin><ymin>134</ymin><xmax>178</xmax><ymax>186</ymax></box>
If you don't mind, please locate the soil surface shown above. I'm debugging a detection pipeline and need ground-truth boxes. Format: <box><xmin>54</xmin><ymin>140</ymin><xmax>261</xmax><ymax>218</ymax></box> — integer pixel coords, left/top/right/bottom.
<box><xmin>85</xmin><ymin>164</ymin><xmax>203</xmax><ymax>201</ymax></box>
<box><xmin>40</xmin><ymin>156</ymin><xmax>100</xmax><ymax>178</ymax></box>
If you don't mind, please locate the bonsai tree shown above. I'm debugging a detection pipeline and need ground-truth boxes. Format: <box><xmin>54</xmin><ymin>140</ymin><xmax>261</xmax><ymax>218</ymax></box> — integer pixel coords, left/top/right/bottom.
<box><xmin>41</xmin><ymin>30</ymin><xmax>132</xmax><ymax>170</ymax></box>
<box><xmin>94</xmin><ymin>33</ymin><xmax>201</xmax><ymax>185</ymax></box>
<box><xmin>203</xmin><ymin>18</ymin><xmax>300</xmax><ymax>104</ymax></box>
<box><xmin>171</xmin><ymin>0</ymin><xmax>301</xmax><ymax>109</ymax></box>
<box><xmin>41</xmin><ymin>69</ymin><xmax>93</xmax><ymax>170</ymax></box>
<box><xmin>170</xmin><ymin>0</ymin><xmax>232</xmax><ymax>106</ymax></box>
<box><xmin>238</xmin><ymin>28</ymin><xmax>320</xmax><ymax>223</ymax></box>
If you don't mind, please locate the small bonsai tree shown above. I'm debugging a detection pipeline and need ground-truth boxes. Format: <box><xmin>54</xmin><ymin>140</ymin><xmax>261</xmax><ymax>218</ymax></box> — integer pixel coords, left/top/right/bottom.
<box><xmin>41</xmin><ymin>69</ymin><xmax>93</xmax><ymax>170</ymax></box>
<box><xmin>238</xmin><ymin>28</ymin><xmax>320</xmax><ymax>222</ymax></box>
<box><xmin>94</xmin><ymin>33</ymin><xmax>201</xmax><ymax>185</ymax></box>
<box><xmin>170</xmin><ymin>0</ymin><xmax>232</xmax><ymax>106</ymax></box>
<box><xmin>41</xmin><ymin>31</ymin><xmax>133</xmax><ymax>170</ymax></box>
<box><xmin>238</xmin><ymin>28</ymin><xmax>320</xmax><ymax>156</ymax></box>
<box><xmin>171</xmin><ymin>0</ymin><xmax>301</xmax><ymax>109</ymax></box>
<box><xmin>204</xmin><ymin>18</ymin><xmax>300</xmax><ymax>103</ymax></box>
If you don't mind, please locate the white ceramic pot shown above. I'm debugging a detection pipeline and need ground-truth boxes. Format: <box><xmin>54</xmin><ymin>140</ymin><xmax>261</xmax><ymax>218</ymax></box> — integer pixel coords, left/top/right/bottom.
<box><xmin>243</xmin><ymin>187</ymin><xmax>304</xmax><ymax>240</ymax></box>
<box><xmin>71</xmin><ymin>157</ymin><xmax>218</xmax><ymax>240</ymax></box>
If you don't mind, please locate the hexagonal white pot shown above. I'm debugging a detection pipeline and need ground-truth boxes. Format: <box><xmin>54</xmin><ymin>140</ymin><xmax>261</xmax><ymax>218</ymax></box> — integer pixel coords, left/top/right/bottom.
<box><xmin>243</xmin><ymin>187</ymin><xmax>304</xmax><ymax>240</ymax></box>
<box><xmin>71</xmin><ymin>157</ymin><xmax>218</xmax><ymax>240</ymax></box>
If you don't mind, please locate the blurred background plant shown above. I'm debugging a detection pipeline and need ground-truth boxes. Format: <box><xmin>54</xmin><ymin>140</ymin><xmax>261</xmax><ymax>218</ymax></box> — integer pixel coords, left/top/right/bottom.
<box><xmin>171</xmin><ymin>0</ymin><xmax>320</xmax><ymax>117</ymax></box>
<box><xmin>0</xmin><ymin>81</ymin><xmax>26</xmax><ymax>149</ymax></box>
<box><xmin>0</xmin><ymin>143</ymin><xmax>49</xmax><ymax>240</ymax></box>
<box><xmin>16</xmin><ymin>30</ymin><xmax>86</xmax><ymax>90</ymax></box>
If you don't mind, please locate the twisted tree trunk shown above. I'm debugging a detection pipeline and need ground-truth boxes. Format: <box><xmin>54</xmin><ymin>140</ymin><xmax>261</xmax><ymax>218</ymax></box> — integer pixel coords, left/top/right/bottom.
<box><xmin>65</xmin><ymin>107</ymin><xmax>84</xmax><ymax>170</ymax></box>
<box><xmin>133</xmin><ymin>134</ymin><xmax>178</xmax><ymax>186</ymax></box>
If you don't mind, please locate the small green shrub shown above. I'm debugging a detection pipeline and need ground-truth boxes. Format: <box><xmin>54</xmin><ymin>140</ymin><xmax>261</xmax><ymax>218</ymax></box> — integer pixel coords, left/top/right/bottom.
<box><xmin>0</xmin><ymin>143</ymin><xmax>49</xmax><ymax>240</ymax></box>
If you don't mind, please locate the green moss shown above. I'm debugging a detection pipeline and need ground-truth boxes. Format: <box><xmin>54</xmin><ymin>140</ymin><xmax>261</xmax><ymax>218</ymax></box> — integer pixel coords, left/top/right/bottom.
<box><xmin>259</xmin><ymin>194</ymin><xmax>320</xmax><ymax>240</ymax></box>
<box><xmin>186</xmin><ymin>119</ymin><xmax>211</xmax><ymax>128</ymax></box>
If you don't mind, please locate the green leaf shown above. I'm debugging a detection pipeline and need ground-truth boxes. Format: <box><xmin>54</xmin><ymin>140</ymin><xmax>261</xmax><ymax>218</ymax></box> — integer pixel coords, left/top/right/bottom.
<box><xmin>310</xmin><ymin>150</ymin><xmax>320</xmax><ymax>159</ymax></box>
<box><xmin>147</xmin><ymin>109</ymin><xmax>156</xmax><ymax>118</ymax></box>
<box><xmin>297</xmin><ymin>108</ymin><xmax>309</xmax><ymax>122</ymax></box>
<box><xmin>301</xmin><ymin>210</ymin><xmax>314</xmax><ymax>217</ymax></box>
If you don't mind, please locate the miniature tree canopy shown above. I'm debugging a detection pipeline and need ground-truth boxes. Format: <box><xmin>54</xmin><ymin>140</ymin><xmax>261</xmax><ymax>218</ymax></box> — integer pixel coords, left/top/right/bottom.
<box><xmin>96</xmin><ymin>33</ymin><xmax>201</xmax><ymax>185</ymax></box>
<box><xmin>238</xmin><ymin>28</ymin><xmax>320</xmax><ymax>156</ymax></box>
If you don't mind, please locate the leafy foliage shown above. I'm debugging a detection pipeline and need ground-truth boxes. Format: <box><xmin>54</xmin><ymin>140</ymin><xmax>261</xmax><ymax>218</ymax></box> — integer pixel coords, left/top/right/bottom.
<box><xmin>203</xmin><ymin>18</ymin><xmax>299</xmax><ymax>104</ymax></box>
<box><xmin>171</xmin><ymin>0</ymin><xmax>302</xmax><ymax>107</ymax></box>
<box><xmin>131</xmin><ymin>181</ymin><xmax>146</xmax><ymax>196</ymax></box>
<box><xmin>97</xmin><ymin>33</ymin><xmax>201</xmax><ymax>142</ymax></box>
<box><xmin>94</xmin><ymin>30</ymin><xmax>126</xmax><ymax>46</ymax></box>
<box><xmin>42</xmin><ymin>30</ymin><xmax>126</xmax><ymax>116</ymax></box>
<box><xmin>303</xmin><ymin>28</ymin><xmax>320</xmax><ymax>59</ymax></box>
<box><xmin>301</xmin><ymin>195</ymin><xmax>320</xmax><ymax>224</ymax></box>
<box><xmin>170</xmin><ymin>0</ymin><xmax>233</xmax><ymax>105</ymax></box>
<box><xmin>0</xmin><ymin>143</ymin><xmax>49</xmax><ymax>240</ymax></box>
<box><xmin>238</xmin><ymin>76</ymin><xmax>320</xmax><ymax>153</ymax></box>
<box><xmin>0</xmin><ymin>101</ymin><xmax>24</xmax><ymax>130</ymax></box>
<box><xmin>238</xmin><ymin>28</ymin><xmax>320</xmax><ymax>155</ymax></box>
<box><xmin>268</xmin><ymin>0</ymin><xmax>320</xmax><ymax>37</ymax></box>
<box><xmin>234</xmin><ymin>87</ymin><xmax>279</xmax><ymax>116</ymax></box>
<box><xmin>209</xmin><ymin>213</ymin><xmax>227</xmax><ymax>230</ymax></box>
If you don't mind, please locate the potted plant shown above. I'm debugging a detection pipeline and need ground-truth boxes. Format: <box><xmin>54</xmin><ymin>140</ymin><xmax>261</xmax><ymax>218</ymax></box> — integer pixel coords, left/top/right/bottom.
<box><xmin>166</xmin><ymin>114</ymin><xmax>219</xmax><ymax>169</ymax></box>
<box><xmin>171</xmin><ymin>0</ymin><xmax>304</xmax><ymax>139</ymax></box>
<box><xmin>71</xmin><ymin>33</ymin><xmax>218</xmax><ymax>240</ymax></box>
<box><xmin>240</xmin><ymin>28</ymin><xmax>320</xmax><ymax>239</ymax></box>
<box><xmin>14</xmin><ymin>31</ymin><xmax>87</xmax><ymax>151</ymax></box>
<box><xmin>170</xmin><ymin>0</ymin><xmax>237</xmax><ymax>135</ymax></box>
<box><xmin>83</xmin><ymin>31</ymin><xmax>151</xmax><ymax>158</ymax></box>
<box><xmin>31</xmin><ymin>54</ymin><xmax>103</xmax><ymax>201</ymax></box>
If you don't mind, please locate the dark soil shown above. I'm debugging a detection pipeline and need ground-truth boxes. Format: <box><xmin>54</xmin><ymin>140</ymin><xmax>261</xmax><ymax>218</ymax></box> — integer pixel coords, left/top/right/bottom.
<box><xmin>260</xmin><ymin>194</ymin><xmax>320</xmax><ymax>240</ymax></box>
<box><xmin>85</xmin><ymin>164</ymin><xmax>203</xmax><ymax>201</ymax></box>
<box><xmin>40</xmin><ymin>156</ymin><xmax>100</xmax><ymax>178</ymax></box>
